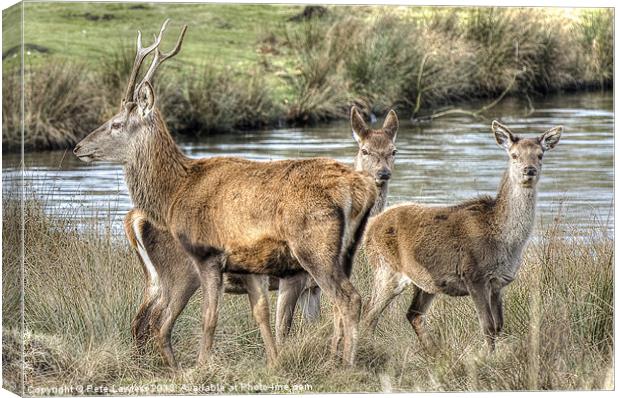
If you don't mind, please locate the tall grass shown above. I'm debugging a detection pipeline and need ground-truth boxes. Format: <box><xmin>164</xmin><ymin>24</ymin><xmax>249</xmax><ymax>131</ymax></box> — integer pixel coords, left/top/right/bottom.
<box><xmin>2</xmin><ymin>197</ymin><xmax>613</xmax><ymax>393</ymax></box>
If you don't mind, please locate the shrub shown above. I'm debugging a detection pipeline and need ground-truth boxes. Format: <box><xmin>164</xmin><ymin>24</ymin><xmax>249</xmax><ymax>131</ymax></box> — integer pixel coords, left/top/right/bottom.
<box><xmin>2</xmin><ymin>62</ymin><xmax>103</xmax><ymax>152</ymax></box>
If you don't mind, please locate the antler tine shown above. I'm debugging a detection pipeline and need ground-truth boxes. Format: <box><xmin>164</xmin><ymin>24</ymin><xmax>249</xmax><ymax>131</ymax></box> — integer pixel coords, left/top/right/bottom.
<box><xmin>138</xmin><ymin>24</ymin><xmax>188</xmax><ymax>90</ymax></box>
<box><xmin>122</xmin><ymin>19</ymin><xmax>170</xmax><ymax>104</ymax></box>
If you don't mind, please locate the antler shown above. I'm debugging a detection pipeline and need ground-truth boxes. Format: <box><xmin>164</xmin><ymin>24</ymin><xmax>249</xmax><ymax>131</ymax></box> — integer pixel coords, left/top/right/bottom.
<box><xmin>122</xmin><ymin>19</ymin><xmax>170</xmax><ymax>105</ymax></box>
<box><xmin>139</xmin><ymin>24</ymin><xmax>188</xmax><ymax>89</ymax></box>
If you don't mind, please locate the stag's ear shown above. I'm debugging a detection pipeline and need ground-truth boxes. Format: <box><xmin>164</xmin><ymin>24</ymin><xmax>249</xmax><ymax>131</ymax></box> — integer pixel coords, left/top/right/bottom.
<box><xmin>382</xmin><ymin>109</ymin><xmax>399</xmax><ymax>142</ymax></box>
<box><xmin>539</xmin><ymin>126</ymin><xmax>562</xmax><ymax>151</ymax></box>
<box><xmin>351</xmin><ymin>106</ymin><xmax>369</xmax><ymax>145</ymax></box>
<box><xmin>492</xmin><ymin>120</ymin><xmax>516</xmax><ymax>150</ymax></box>
<box><xmin>136</xmin><ymin>82</ymin><xmax>155</xmax><ymax>118</ymax></box>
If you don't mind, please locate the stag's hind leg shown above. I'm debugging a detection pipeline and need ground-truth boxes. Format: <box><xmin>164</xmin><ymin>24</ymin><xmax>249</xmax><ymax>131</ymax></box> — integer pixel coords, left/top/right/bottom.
<box><xmin>290</xmin><ymin>229</ymin><xmax>361</xmax><ymax>364</ymax></box>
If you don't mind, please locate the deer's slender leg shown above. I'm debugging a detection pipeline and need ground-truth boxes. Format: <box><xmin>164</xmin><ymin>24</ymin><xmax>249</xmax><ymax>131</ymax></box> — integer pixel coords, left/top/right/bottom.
<box><xmin>489</xmin><ymin>288</ymin><xmax>504</xmax><ymax>336</ymax></box>
<box><xmin>466</xmin><ymin>280</ymin><xmax>497</xmax><ymax>350</ymax></box>
<box><xmin>275</xmin><ymin>273</ymin><xmax>306</xmax><ymax>345</ymax></box>
<box><xmin>364</xmin><ymin>262</ymin><xmax>409</xmax><ymax>332</ymax></box>
<box><xmin>289</xmin><ymin>217</ymin><xmax>362</xmax><ymax>365</ymax></box>
<box><xmin>330</xmin><ymin>305</ymin><xmax>343</xmax><ymax>355</ymax></box>
<box><xmin>194</xmin><ymin>256</ymin><xmax>224</xmax><ymax>365</ymax></box>
<box><xmin>295</xmin><ymin>253</ymin><xmax>361</xmax><ymax>365</ymax></box>
<box><xmin>243</xmin><ymin>275</ymin><xmax>278</xmax><ymax>367</ymax></box>
<box><xmin>298</xmin><ymin>284</ymin><xmax>321</xmax><ymax>322</ymax></box>
<box><xmin>154</xmin><ymin>272</ymin><xmax>200</xmax><ymax>369</ymax></box>
<box><xmin>132</xmin><ymin>290</ymin><xmax>160</xmax><ymax>351</ymax></box>
<box><xmin>405</xmin><ymin>286</ymin><xmax>435</xmax><ymax>348</ymax></box>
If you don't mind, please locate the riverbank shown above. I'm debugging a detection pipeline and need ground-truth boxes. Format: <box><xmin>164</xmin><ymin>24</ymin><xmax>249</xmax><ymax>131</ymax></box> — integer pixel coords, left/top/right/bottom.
<box><xmin>2</xmin><ymin>4</ymin><xmax>613</xmax><ymax>152</ymax></box>
<box><xmin>2</xmin><ymin>196</ymin><xmax>613</xmax><ymax>393</ymax></box>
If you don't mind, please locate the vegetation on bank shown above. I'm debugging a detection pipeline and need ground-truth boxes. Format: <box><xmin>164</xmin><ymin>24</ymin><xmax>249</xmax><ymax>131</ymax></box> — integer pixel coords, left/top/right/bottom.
<box><xmin>2</xmin><ymin>4</ymin><xmax>614</xmax><ymax>151</ymax></box>
<box><xmin>2</xmin><ymin>196</ymin><xmax>613</xmax><ymax>393</ymax></box>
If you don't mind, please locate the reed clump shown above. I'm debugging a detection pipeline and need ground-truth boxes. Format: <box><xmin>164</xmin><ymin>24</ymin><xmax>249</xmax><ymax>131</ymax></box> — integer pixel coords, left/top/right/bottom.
<box><xmin>2</xmin><ymin>196</ymin><xmax>613</xmax><ymax>393</ymax></box>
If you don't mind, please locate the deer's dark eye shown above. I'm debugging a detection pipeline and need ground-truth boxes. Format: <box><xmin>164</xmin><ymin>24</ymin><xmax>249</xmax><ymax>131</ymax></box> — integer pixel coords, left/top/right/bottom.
<box><xmin>511</xmin><ymin>153</ymin><xmax>518</xmax><ymax>160</ymax></box>
<box><xmin>361</xmin><ymin>149</ymin><xmax>369</xmax><ymax>156</ymax></box>
<box><xmin>111</xmin><ymin>122</ymin><xmax>122</xmax><ymax>130</ymax></box>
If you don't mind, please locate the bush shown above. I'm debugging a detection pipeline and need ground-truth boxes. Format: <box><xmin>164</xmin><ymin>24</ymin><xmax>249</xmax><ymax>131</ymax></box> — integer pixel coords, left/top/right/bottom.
<box><xmin>164</xmin><ymin>65</ymin><xmax>277</xmax><ymax>135</ymax></box>
<box><xmin>2</xmin><ymin>62</ymin><xmax>103</xmax><ymax>152</ymax></box>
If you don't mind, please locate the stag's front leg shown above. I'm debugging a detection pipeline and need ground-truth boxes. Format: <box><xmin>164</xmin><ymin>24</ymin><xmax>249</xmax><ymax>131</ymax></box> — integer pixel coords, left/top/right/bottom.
<box><xmin>194</xmin><ymin>256</ymin><xmax>224</xmax><ymax>365</ymax></box>
<box><xmin>243</xmin><ymin>275</ymin><xmax>278</xmax><ymax>367</ymax></box>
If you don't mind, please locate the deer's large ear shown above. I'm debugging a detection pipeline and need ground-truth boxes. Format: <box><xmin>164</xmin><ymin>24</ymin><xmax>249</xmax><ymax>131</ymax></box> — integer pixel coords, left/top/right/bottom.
<box><xmin>382</xmin><ymin>109</ymin><xmax>399</xmax><ymax>142</ymax></box>
<box><xmin>492</xmin><ymin>120</ymin><xmax>516</xmax><ymax>150</ymax></box>
<box><xmin>539</xmin><ymin>126</ymin><xmax>562</xmax><ymax>151</ymax></box>
<box><xmin>351</xmin><ymin>106</ymin><xmax>369</xmax><ymax>145</ymax></box>
<box><xmin>136</xmin><ymin>81</ymin><xmax>155</xmax><ymax>118</ymax></box>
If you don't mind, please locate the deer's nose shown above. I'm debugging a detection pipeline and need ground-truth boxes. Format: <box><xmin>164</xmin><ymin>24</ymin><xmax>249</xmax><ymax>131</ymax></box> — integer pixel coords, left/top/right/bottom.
<box><xmin>73</xmin><ymin>143</ymin><xmax>82</xmax><ymax>155</ymax></box>
<box><xmin>524</xmin><ymin>166</ymin><xmax>538</xmax><ymax>176</ymax></box>
<box><xmin>377</xmin><ymin>170</ymin><xmax>392</xmax><ymax>181</ymax></box>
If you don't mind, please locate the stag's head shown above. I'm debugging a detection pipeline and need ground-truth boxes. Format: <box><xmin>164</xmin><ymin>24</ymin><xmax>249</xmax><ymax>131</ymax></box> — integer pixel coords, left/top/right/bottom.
<box><xmin>74</xmin><ymin>20</ymin><xmax>187</xmax><ymax>164</ymax></box>
<box><xmin>492</xmin><ymin>120</ymin><xmax>562</xmax><ymax>188</ymax></box>
<box><xmin>351</xmin><ymin>107</ymin><xmax>399</xmax><ymax>187</ymax></box>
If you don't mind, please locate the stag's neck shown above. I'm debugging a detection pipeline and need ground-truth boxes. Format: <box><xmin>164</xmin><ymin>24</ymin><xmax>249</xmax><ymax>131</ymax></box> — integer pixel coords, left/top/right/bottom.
<box><xmin>492</xmin><ymin>170</ymin><xmax>537</xmax><ymax>249</ymax></box>
<box><xmin>124</xmin><ymin>111</ymin><xmax>189</xmax><ymax>227</ymax></box>
<box><xmin>370</xmin><ymin>183</ymin><xmax>389</xmax><ymax>216</ymax></box>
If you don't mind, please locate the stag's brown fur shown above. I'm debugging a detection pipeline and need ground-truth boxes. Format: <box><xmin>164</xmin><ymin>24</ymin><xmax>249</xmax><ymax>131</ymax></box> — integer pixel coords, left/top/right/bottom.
<box><xmin>363</xmin><ymin>121</ymin><xmax>562</xmax><ymax>349</ymax></box>
<box><xmin>74</xmin><ymin>20</ymin><xmax>376</xmax><ymax>367</ymax></box>
<box><xmin>122</xmin><ymin>107</ymin><xmax>400</xmax><ymax>366</ymax></box>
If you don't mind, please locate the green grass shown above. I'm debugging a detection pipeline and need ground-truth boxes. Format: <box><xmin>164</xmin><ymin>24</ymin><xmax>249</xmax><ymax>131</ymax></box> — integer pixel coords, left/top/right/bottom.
<box><xmin>2</xmin><ymin>196</ymin><xmax>613</xmax><ymax>393</ymax></box>
<box><xmin>2</xmin><ymin>4</ymin><xmax>614</xmax><ymax>151</ymax></box>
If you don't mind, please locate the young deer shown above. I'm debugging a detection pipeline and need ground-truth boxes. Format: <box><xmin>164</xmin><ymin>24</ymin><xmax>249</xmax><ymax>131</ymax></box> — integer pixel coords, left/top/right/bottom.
<box><xmin>363</xmin><ymin>121</ymin><xmax>562</xmax><ymax>349</ymax></box>
<box><xmin>275</xmin><ymin>107</ymin><xmax>400</xmax><ymax>342</ymax></box>
<box><xmin>123</xmin><ymin>107</ymin><xmax>400</xmax><ymax>366</ymax></box>
<box><xmin>124</xmin><ymin>210</ymin><xmax>278</xmax><ymax>367</ymax></box>
<box><xmin>73</xmin><ymin>20</ymin><xmax>376</xmax><ymax>367</ymax></box>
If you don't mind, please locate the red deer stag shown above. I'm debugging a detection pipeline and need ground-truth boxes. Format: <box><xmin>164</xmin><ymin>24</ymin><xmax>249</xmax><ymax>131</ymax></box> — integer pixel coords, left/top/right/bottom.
<box><xmin>363</xmin><ymin>121</ymin><xmax>562</xmax><ymax>350</ymax></box>
<box><xmin>123</xmin><ymin>107</ymin><xmax>400</xmax><ymax>365</ymax></box>
<box><xmin>73</xmin><ymin>20</ymin><xmax>376</xmax><ymax>367</ymax></box>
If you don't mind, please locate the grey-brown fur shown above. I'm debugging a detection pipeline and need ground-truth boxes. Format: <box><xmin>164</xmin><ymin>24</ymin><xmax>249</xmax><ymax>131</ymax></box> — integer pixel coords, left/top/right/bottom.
<box><xmin>275</xmin><ymin>107</ymin><xmax>400</xmax><ymax>342</ymax></box>
<box><xmin>363</xmin><ymin>121</ymin><xmax>562</xmax><ymax>349</ymax></box>
<box><xmin>74</xmin><ymin>20</ymin><xmax>376</xmax><ymax>367</ymax></box>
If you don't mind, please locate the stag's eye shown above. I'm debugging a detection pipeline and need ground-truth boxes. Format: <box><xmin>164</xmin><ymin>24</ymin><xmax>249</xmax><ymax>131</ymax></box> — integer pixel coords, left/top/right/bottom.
<box><xmin>361</xmin><ymin>149</ymin><xmax>369</xmax><ymax>156</ymax></box>
<box><xmin>111</xmin><ymin>122</ymin><xmax>122</xmax><ymax>130</ymax></box>
<box><xmin>511</xmin><ymin>153</ymin><xmax>518</xmax><ymax>160</ymax></box>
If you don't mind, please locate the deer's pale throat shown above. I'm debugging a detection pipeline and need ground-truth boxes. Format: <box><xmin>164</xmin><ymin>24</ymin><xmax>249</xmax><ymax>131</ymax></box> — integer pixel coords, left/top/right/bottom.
<box><xmin>493</xmin><ymin>170</ymin><xmax>537</xmax><ymax>249</ymax></box>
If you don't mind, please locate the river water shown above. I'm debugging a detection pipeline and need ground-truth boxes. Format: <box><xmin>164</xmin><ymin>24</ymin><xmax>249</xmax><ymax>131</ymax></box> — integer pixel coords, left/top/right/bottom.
<box><xmin>3</xmin><ymin>92</ymin><xmax>613</xmax><ymax>237</ymax></box>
